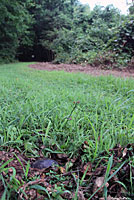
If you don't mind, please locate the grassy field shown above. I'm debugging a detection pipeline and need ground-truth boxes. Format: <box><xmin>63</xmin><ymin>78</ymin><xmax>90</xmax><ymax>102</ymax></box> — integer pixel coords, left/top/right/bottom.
<box><xmin>0</xmin><ymin>63</ymin><xmax>134</xmax><ymax>199</ymax></box>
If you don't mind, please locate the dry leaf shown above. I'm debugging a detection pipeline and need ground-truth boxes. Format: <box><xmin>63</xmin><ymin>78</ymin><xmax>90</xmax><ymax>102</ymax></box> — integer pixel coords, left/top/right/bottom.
<box><xmin>95</xmin><ymin>177</ymin><xmax>109</xmax><ymax>188</ymax></box>
<box><xmin>56</xmin><ymin>153</ymin><xmax>68</xmax><ymax>159</ymax></box>
<box><xmin>123</xmin><ymin>148</ymin><xmax>127</xmax><ymax>157</ymax></box>
<box><xmin>59</xmin><ymin>166</ymin><xmax>66</xmax><ymax>173</ymax></box>
<box><xmin>77</xmin><ymin>190</ymin><xmax>86</xmax><ymax>200</ymax></box>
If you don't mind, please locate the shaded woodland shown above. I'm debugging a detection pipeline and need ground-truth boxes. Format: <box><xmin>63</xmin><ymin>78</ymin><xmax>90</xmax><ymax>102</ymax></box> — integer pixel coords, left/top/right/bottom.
<box><xmin>0</xmin><ymin>0</ymin><xmax>134</xmax><ymax>67</ymax></box>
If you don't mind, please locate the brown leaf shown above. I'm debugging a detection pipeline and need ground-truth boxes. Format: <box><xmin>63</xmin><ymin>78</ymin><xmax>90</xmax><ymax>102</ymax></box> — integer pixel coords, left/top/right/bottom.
<box><xmin>59</xmin><ymin>166</ymin><xmax>66</xmax><ymax>174</ymax></box>
<box><xmin>95</xmin><ymin>177</ymin><xmax>105</xmax><ymax>188</ymax></box>
<box><xmin>72</xmin><ymin>190</ymin><xmax>85</xmax><ymax>200</ymax></box>
<box><xmin>70</xmin><ymin>157</ymin><xmax>77</xmax><ymax>163</ymax></box>
<box><xmin>122</xmin><ymin>148</ymin><xmax>127</xmax><ymax>157</ymax></box>
<box><xmin>77</xmin><ymin>190</ymin><xmax>86</xmax><ymax>200</ymax></box>
<box><xmin>94</xmin><ymin>177</ymin><xmax>109</xmax><ymax>191</ymax></box>
<box><xmin>107</xmin><ymin>196</ymin><xmax>123</xmax><ymax>200</ymax></box>
<box><xmin>56</xmin><ymin>153</ymin><xmax>68</xmax><ymax>159</ymax></box>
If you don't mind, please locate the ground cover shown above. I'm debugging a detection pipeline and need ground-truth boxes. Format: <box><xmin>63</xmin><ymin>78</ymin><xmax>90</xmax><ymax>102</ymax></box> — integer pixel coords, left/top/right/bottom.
<box><xmin>0</xmin><ymin>63</ymin><xmax>134</xmax><ymax>199</ymax></box>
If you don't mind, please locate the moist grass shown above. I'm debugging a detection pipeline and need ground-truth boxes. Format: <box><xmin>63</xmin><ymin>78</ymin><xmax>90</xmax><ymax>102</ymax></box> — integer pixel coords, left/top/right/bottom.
<box><xmin>0</xmin><ymin>62</ymin><xmax>134</xmax><ymax>199</ymax></box>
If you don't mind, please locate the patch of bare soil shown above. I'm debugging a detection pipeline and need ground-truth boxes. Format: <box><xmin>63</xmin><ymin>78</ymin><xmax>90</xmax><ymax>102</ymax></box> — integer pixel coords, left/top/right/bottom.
<box><xmin>29</xmin><ymin>62</ymin><xmax>134</xmax><ymax>78</ymax></box>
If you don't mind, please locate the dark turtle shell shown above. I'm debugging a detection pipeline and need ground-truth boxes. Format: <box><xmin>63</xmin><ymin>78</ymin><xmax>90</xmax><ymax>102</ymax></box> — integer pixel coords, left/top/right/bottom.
<box><xmin>31</xmin><ymin>159</ymin><xmax>58</xmax><ymax>169</ymax></box>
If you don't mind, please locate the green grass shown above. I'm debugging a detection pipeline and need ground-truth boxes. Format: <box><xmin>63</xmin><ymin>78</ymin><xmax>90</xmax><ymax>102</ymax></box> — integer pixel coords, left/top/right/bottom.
<box><xmin>0</xmin><ymin>62</ymin><xmax>134</xmax><ymax>160</ymax></box>
<box><xmin>0</xmin><ymin>62</ymin><xmax>134</xmax><ymax>199</ymax></box>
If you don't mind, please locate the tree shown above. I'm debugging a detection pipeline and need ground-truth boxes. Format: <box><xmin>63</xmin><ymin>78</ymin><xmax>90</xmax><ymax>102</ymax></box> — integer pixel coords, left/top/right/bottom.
<box><xmin>106</xmin><ymin>14</ymin><xmax>134</xmax><ymax>65</ymax></box>
<box><xmin>0</xmin><ymin>0</ymin><xmax>32</xmax><ymax>63</ymax></box>
<box><xmin>51</xmin><ymin>4</ymin><xmax>123</xmax><ymax>63</ymax></box>
<box><xmin>17</xmin><ymin>0</ymin><xmax>78</xmax><ymax>62</ymax></box>
<box><xmin>0</xmin><ymin>0</ymin><xmax>131</xmax><ymax>66</ymax></box>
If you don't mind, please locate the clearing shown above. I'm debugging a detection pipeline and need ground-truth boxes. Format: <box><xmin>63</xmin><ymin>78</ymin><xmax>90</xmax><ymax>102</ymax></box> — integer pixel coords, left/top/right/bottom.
<box><xmin>0</xmin><ymin>62</ymin><xmax>134</xmax><ymax>200</ymax></box>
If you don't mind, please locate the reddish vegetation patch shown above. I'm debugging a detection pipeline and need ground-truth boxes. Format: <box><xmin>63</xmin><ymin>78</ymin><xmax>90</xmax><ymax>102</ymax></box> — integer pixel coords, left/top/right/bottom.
<box><xmin>29</xmin><ymin>62</ymin><xmax>134</xmax><ymax>78</ymax></box>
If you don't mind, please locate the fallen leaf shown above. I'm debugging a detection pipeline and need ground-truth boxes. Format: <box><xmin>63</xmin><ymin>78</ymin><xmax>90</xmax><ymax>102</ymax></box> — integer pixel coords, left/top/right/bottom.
<box><xmin>123</xmin><ymin>148</ymin><xmax>127</xmax><ymax>157</ymax></box>
<box><xmin>56</xmin><ymin>153</ymin><xmax>68</xmax><ymax>159</ymax></box>
<box><xmin>95</xmin><ymin>177</ymin><xmax>105</xmax><ymax>188</ymax></box>
<box><xmin>59</xmin><ymin>166</ymin><xmax>66</xmax><ymax>174</ymax></box>
<box><xmin>95</xmin><ymin>177</ymin><xmax>109</xmax><ymax>189</ymax></box>
<box><xmin>77</xmin><ymin>190</ymin><xmax>86</xmax><ymax>200</ymax></box>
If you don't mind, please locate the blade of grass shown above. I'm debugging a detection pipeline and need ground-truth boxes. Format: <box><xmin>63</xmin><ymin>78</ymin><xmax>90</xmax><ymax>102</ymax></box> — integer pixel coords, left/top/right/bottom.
<box><xmin>0</xmin><ymin>159</ymin><xmax>14</xmax><ymax>171</ymax></box>
<box><xmin>45</xmin><ymin>120</ymin><xmax>51</xmax><ymax>139</ymax></box>
<box><xmin>104</xmin><ymin>155</ymin><xmax>113</xmax><ymax>200</ymax></box>
<box><xmin>80</xmin><ymin>165</ymin><xmax>89</xmax><ymax>186</ymax></box>
<box><xmin>30</xmin><ymin>184</ymin><xmax>51</xmax><ymax>199</ymax></box>
<box><xmin>88</xmin><ymin>160</ymin><xmax>127</xmax><ymax>200</ymax></box>
<box><xmin>1</xmin><ymin>189</ymin><xmax>7</xmax><ymax>200</ymax></box>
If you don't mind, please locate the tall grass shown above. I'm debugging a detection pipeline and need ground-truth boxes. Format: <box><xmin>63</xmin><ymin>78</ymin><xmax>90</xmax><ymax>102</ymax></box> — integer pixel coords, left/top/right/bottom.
<box><xmin>0</xmin><ymin>63</ymin><xmax>134</xmax><ymax>161</ymax></box>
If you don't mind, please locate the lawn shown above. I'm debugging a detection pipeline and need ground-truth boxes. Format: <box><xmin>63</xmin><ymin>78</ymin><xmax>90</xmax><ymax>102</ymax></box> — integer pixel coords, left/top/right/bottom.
<box><xmin>0</xmin><ymin>63</ymin><xmax>134</xmax><ymax>199</ymax></box>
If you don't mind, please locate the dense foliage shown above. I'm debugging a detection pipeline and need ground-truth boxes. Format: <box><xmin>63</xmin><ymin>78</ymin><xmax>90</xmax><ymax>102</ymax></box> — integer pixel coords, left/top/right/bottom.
<box><xmin>107</xmin><ymin>15</ymin><xmax>134</xmax><ymax>63</ymax></box>
<box><xmin>0</xmin><ymin>0</ymin><xmax>134</xmax><ymax>66</ymax></box>
<box><xmin>0</xmin><ymin>0</ymin><xmax>32</xmax><ymax>63</ymax></box>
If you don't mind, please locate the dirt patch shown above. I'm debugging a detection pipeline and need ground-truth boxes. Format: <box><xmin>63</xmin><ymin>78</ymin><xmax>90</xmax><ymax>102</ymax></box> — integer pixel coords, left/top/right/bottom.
<box><xmin>29</xmin><ymin>62</ymin><xmax>134</xmax><ymax>78</ymax></box>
